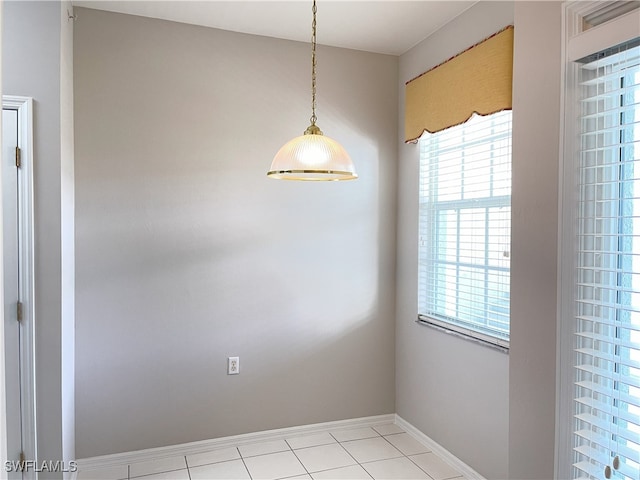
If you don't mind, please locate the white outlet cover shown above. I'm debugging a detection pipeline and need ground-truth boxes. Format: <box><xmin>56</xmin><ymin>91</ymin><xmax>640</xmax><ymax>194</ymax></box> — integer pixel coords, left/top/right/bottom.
<box><xmin>228</xmin><ymin>356</ymin><xmax>239</xmax><ymax>375</ymax></box>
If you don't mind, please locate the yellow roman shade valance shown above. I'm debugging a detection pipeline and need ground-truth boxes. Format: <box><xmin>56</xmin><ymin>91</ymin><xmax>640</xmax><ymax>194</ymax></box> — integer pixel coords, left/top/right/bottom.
<box><xmin>405</xmin><ymin>26</ymin><xmax>514</xmax><ymax>143</ymax></box>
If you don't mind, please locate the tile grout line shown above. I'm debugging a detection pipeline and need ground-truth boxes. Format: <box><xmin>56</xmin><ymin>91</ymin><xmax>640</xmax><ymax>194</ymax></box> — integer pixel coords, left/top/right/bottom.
<box><xmin>127</xmin><ymin>455</ymin><xmax>191</xmax><ymax>480</ymax></box>
<box><xmin>404</xmin><ymin>452</ymin><xmax>439</xmax><ymax>480</ymax></box>
<box><xmin>339</xmin><ymin>431</ymin><xmax>434</xmax><ymax>480</ymax></box>
<box><xmin>239</xmin><ymin>444</ymin><xmax>291</xmax><ymax>459</ymax></box>
<box><xmin>331</xmin><ymin>432</ymin><xmax>375</xmax><ymax>480</ymax></box>
<box><xmin>236</xmin><ymin>447</ymin><xmax>254</xmax><ymax>480</ymax></box>
<box><xmin>128</xmin><ymin>468</ymin><xmax>189</xmax><ymax>480</ymax></box>
<box><xmin>397</xmin><ymin>439</ymin><xmax>465</xmax><ymax>480</ymax></box>
<box><xmin>184</xmin><ymin>455</ymin><xmax>192</xmax><ymax>480</ymax></box>
<box><xmin>289</xmin><ymin>442</ymin><xmax>336</xmax><ymax>451</ymax></box>
<box><xmin>378</xmin><ymin>433</ymin><xmax>406</xmax><ymax>455</ymax></box>
<box><xmin>284</xmin><ymin>438</ymin><xmax>312</xmax><ymax>479</ymax></box>
<box><xmin>379</xmin><ymin>429</ymin><xmax>464</xmax><ymax>480</ymax></box>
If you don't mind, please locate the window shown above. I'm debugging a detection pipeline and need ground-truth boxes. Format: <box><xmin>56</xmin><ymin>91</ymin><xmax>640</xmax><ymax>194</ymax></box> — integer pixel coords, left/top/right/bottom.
<box><xmin>418</xmin><ymin>110</ymin><xmax>512</xmax><ymax>349</ymax></box>
<box><xmin>570</xmin><ymin>41</ymin><xmax>640</xmax><ymax>480</ymax></box>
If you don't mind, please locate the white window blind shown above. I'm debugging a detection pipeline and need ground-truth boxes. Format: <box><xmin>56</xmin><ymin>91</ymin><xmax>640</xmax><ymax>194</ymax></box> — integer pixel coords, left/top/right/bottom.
<box><xmin>572</xmin><ymin>41</ymin><xmax>640</xmax><ymax>480</ymax></box>
<box><xmin>418</xmin><ymin>111</ymin><xmax>511</xmax><ymax>348</ymax></box>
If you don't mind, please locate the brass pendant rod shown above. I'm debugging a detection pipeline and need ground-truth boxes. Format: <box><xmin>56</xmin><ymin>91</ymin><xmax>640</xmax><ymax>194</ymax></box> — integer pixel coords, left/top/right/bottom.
<box><xmin>310</xmin><ymin>0</ymin><xmax>317</xmax><ymax>127</ymax></box>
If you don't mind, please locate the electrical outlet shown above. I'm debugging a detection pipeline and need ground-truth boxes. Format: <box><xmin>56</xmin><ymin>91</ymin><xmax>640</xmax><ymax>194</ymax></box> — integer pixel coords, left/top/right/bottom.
<box><xmin>228</xmin><ymin>356</ymin><xmax>239</xmax><ymax>375</ymax></box>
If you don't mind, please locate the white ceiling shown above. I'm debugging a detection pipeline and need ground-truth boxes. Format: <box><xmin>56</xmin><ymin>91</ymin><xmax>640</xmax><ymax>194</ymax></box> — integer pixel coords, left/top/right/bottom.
<box><xmin>71</xmin><ymin>1</ymin><xmax>477</xmax><ymax>56</ymax></box>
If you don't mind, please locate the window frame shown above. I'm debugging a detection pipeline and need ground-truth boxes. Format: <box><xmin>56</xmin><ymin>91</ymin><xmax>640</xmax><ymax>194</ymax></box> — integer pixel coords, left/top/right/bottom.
<box><xmin>417</xmin><ymin>110</ymin><xmax>512</xmax><ymax>352</ymax></box>
<box><xmin>557</xmin><ymin>3</ymin><xmax>640</xmax><ymax>479</ymax></box>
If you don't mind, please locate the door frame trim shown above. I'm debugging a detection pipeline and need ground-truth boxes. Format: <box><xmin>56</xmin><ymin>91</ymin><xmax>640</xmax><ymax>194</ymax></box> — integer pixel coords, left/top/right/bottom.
<box><xmin>3</xmin><ymin>95</ymin><xmax>36</xmax><ymax>472</ymax></box>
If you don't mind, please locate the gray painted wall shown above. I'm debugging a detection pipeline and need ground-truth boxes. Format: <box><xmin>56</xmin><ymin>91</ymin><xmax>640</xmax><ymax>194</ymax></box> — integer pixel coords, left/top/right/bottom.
<box><xmin>396</xmin><ymin>3</ymin><xmax>513</xmax><ymax>479</ymax></box>
<box><xmin>397</xmin><ymin>2</ymin><xmax>563</xmax><ymax>479</ymax></box>
<box><xmin>0</xmin><ymin>0</ymin><xmax>5</xmax><ymax>468</ymax></box>
<box><xmin>74</xmin><ymin>8</ymin><xmax>398</xmax><ymax>457</ymax></box>
<box><xmin>3</xmin><ymin>0</ymin><xmax>75</xmax><ymax>471</ymax></box>
<box><xmin>60</xmin><ymin>1</ymin><xmax>76</xmax><ymax>474</ymax></box>
<box><xmin>509</xmin><ymin>3</ymin><xmax>561</xmax><ymax>479</ymax></box>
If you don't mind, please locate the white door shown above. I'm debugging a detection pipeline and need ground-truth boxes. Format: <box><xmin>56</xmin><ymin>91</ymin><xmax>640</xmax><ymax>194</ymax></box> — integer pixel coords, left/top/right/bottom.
<box><xmin>2</xmin><ymin>107</ymin><xmax>23</xmax><ymax>475</ymax></box>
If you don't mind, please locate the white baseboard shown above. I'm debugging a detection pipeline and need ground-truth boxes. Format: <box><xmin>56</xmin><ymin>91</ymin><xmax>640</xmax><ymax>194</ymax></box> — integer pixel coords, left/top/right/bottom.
<box><xmin>395</xmin><ymin>414</ymin><xmax>486</xmax><ymax>480</ymax></box>
<box><xmin>76</xmin><ymin>414</ymin><xmax>395</xmax><ymax>470</ymax></box>
<box><xmin>75</xmin><ymin>413</ymin><xmax>485</xmax><ymax>480</ymax></box>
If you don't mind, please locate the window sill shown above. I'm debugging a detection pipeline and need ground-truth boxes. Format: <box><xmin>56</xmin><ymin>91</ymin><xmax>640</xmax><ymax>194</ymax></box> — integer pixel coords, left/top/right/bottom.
<box><xmin>416</xmin><ymin>315</ymin><xmax>510</xmax><ymax>354</ymax></box>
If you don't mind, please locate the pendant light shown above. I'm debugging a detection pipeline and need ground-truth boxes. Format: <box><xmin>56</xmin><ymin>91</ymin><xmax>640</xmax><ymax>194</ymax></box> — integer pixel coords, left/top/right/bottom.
<box><xmin>267</xmin><ymin>0</ymin><xmax>358</xmax><ymax>181</ymax></box>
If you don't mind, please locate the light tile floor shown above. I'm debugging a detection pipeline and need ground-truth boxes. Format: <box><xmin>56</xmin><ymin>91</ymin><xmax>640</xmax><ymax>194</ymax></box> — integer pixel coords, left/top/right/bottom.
<box><xmin>77</xmin><ymin>423</ymin><xmax>466</xmax><ymax>480</ymax></box>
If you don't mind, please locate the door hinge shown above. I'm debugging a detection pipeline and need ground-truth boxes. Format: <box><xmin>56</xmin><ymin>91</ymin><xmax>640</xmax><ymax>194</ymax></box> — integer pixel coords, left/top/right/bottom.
<box><xmin>15</xmin><ymin>146</ymin><xmax>21</xmax><ymax>168</ymax></box>
<box><xmin>17</xmin><ymin>301</ymin><xmax>23</xmax><ymax>322</ymax></box>
<box><xmin>19</xmin><ymin>451</ymin><xmax>25</xmax><ymax>467</ymax></box>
